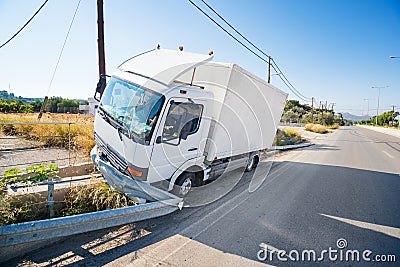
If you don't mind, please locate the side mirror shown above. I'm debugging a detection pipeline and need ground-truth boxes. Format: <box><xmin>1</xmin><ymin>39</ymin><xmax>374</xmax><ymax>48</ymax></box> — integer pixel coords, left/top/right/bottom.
<box><xmin>94</xmin><ymin>76</ymin><xmax>107</xmax><ymax>101</ymax></box>
<box><xmin>155</xmin><ymin>136</ymin><xmax>162</xmax><ymax>144</ymax></box>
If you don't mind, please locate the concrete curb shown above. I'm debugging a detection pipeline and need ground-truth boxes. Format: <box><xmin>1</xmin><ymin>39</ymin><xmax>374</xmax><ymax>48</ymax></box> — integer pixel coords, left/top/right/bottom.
<box><xmin>356</xmin><ymin>125</ymin><xmax>400</xmax><ymax>139</ymax></box>
<box><xmin>271</xmin><ymin>142</ymin><xmax>313</xmax><ymax>150</ymax></box>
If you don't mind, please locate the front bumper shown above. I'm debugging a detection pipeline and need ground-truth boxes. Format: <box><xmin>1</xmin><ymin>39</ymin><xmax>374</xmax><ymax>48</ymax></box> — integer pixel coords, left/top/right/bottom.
<box><xmin>91</xmin><ymin>146</ymin><xmax>180</xmax><ymax>202</ymax></box>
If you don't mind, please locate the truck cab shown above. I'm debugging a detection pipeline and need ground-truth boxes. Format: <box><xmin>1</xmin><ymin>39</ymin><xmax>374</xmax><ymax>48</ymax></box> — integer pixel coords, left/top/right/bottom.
<box><xmin>92</xmin><ymin>49</ymin><xmax>216</xmax><ymax>199</ymax></box>
<box><xmin>91</xmin><ymin>48</ymin><xmax>287</xmax><ymax>201</ymax></box>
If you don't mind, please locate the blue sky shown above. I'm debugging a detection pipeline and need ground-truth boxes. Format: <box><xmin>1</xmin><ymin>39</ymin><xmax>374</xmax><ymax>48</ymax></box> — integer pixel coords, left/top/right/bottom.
<box><xmin>0</xmin><ymin>0</ymin><xmax>399</xmax><ymax>115</ymax></box>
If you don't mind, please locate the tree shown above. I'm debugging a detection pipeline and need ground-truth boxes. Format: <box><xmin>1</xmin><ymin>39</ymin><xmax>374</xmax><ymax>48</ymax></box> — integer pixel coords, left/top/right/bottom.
<box><xmin>45</xmin><ymin>97</ymin><xmax>63</xmax><ymax>113</ymax></box>
<box><xmin>369</xmin><ymin>110</ymin><xmax>399</xmax><ymax>126</ymax></box>
<box><xmin>57</xmin><ymin>99</ymin><xmax>79</xmax><ymax>113</ymax></box>
<box><xmin>282</xmin><ymin>110</ymin><xmax>299</xmax><ymax>122</ymax></box>
<box><xmin>31</xmin><ymin>100</ymin><xmax>43</xmax><ymax>112</ymax></box>
<box><xmin>282</xmin><ymin>100</ymin><xmax>312</xmax><ymax>123</ymax></box>
<box><xmin>0</xmin><ymin>99</ymin><xmax>33</xmax><ymax>113</ymax></box>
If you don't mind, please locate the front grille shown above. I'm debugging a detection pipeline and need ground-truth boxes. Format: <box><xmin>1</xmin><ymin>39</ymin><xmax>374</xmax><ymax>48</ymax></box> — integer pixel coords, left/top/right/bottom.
<box><xmin>95</xmin><ymin>134</ymin><xmax>128</xmax><ymax>172</ymax></box>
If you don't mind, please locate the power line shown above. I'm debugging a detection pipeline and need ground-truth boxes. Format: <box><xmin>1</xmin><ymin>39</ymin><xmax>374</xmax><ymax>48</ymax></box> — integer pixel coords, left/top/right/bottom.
<box><xmin>0</xmin><ymin>0</ymin><xmax>49</xmax><ymax>49</ymax></box>
<box><xmin>200</xmin><ymin>0</ymin><xmax>270</xmax><ymax>59</ymax></box>
<box><xmin>47</xmin><ymin>0</ymin><xmax>82</xmax><ymax>95</ymax></box>
<box><xmin>271</xmin><ymin>58</ymin><xmax>312</xmax><ymax>101</ymax></box>
<box><xmin>189</xmin><ymin>0</ymin><xmax>311</xmax><ymax>102</ymax></box>
<box><xmin>188</xmin><ymin>0</ymin><xmax>268</xmax><ymax>64</ymax></box>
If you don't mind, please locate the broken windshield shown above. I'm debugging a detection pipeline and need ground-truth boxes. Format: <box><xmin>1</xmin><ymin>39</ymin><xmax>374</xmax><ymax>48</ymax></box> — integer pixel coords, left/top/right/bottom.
<box><xmin>99</xmin><ymin>77</ymin><xmax>165</xmax><ymax>144</ymax></box>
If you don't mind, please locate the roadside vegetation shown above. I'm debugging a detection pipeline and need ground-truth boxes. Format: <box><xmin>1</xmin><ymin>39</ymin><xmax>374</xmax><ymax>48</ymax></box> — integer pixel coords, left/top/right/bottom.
<box><xmin>359</xmin><ymin>110</ymin><xmax>399</xmax><ymax>128</ymax></box>
<box><xmin>0</xmin><ymin>113</ymin><xmax>95</xmax><ymax>155</ymax></box>
<box><xmin>281</xmin><ymin>100</ymin><xmax>346</xmax><ymax>126</ymax></box>
<box><xmin>0</xmin><ymin>164</ymin><xmax>58</xmax><ymax>188</ymax></box>
<box><xmin>0</xmin><ymin>178</ymin><xmax>137</xmax><ymax>226</ymax></box>
<box><xmin>0</xmin><ymin>91</ymin><xmax>88</xmax><ymax>114</ymax></box>
<box><xmin>0</xmin><ymin>99</ymin><xmax>34</xmax><ymax>113</ymax></box>
<box><xmin>0</xmin><ymin>191</ymin><xmax>48</xmax><ymax>226</ymax></box>
<box><xmin>327</xmin><ymin>124</ymin><xmax>340</xmax><ymax>129</ymax></box>
<box><xmin>304</xmin><ymin>123</ymin><xmax>328</xmax><ymax>134</ymax></box>
<box><xmin>273</xmin><ymin>128</ymin><xmax>303</xmax><ymax>146</ymax></box>
<box><xmin>63</xmin><ymin>181</ymin><xmax>137</xmax><ymax>216</ymax></box>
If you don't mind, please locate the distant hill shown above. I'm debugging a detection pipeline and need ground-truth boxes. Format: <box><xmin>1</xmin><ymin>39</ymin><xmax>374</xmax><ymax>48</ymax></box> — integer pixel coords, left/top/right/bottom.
<box><xmin>0</xmin><ymin>90</ymin><xmax>86</xmax><ymax>103</ymax></box>
<box><xmin>0</xmin><ymin>90</ymin><xmax>43</xmax><ymax>103</ymax></box>
<box><xmin>342</xmin><ymin>112</ymin><xmax>371</xmax><ymax>121</ymax></box>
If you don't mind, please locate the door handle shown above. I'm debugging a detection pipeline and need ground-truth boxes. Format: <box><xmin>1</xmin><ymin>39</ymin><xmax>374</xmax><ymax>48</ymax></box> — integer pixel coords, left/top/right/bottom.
<box><xmin>188</xmin><ymin>147</ymin><xmax>198</xmax><ymax>151</ymax></box>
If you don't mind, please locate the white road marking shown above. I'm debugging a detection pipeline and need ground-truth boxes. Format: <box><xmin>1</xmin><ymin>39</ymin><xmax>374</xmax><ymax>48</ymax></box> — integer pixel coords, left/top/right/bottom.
<box><xmin>382</xmin><ymin>150</ymin><xmax>394</xmax><ymax>159</ymax></box>
<box><xmin>321</xmin><ymin>214</ymin><xmax>400</xmax><ymax>239</ymax></box>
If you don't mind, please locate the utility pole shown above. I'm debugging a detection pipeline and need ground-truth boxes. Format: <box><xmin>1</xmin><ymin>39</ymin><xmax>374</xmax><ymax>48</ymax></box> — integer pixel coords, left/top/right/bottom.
<box><xmin>372</xmin><ymin>86</ymin><xmax>388</xmax><ymax>126</ymax></box>
<box><xmin>376</xmin><ymin>88</ymin><xmax>380</xmax><ymax>126</ymax></box>
<box><xmin>267</xmin><ymin>56</ymin><xmax>271</xmax><ymax>84</ymax></box>
<box><xmin>363</xmin><ymin>99</ymin><xmax>370</xmax><ymax>117</ymax></box>
<box><xmin>311</xmin><ymin>97</ymin><xmax>314</xmax><ymax>123</ymax></box>
<box><xmin>97</xmin><ymin>0</ymin><xmax>106</xmax><ymax>96</ymax></box>
<box><xmin>320</xmin><ymin>101</ymin><xmax>324</xmax><ymax>125</ymax></box>
<box><xmin>392</xmin><ymin>105</ymin><xmax>396</xmax><ymax>126</ymax></box>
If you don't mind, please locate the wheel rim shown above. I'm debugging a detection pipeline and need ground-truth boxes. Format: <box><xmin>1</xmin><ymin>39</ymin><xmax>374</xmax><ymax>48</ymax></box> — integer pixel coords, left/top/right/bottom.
<box><xmin>247</xmin><ymin>156</ymin><xmax>255</xmax><ymax>170</ymax></box>
<box><xmin>179</xmin><ymin>178</ymin><xmax>192</xmax><ymax>196</ymax></box>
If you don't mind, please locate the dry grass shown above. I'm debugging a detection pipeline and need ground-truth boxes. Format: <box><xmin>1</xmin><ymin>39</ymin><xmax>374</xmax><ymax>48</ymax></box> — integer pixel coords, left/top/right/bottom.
<box><xmin>282</xmin><ymin>128</ymin><xmax>301</xmax><ymax>139</ymax></box>
<box><xmin>0</xmin><ymin>181</ymin><xmax>137</xmax><ymax>226</ymax></box>
<box><xmin>0</xmin><ymin>113</ymin><xmax>95</xmax><ymax>155</ymax></box>
<box><xmin>273</xmin><ymin>128</ymin><xmax>302</xmax><ymax>146</ymax></box>
<box><xmin>327</xmin><ymin>124</ymin><xmax>340</xmax><ymax>129</ymax></box>
<box><xmin>0</xmin><ymin>192</ymin><xmax>48</xmax><ymax>226</ymax></box>
<box><xmin>62</xmin><ymin>181</ymin><xmax>137</xmax><ymax>216</ymax></box>
<box><xmin>305</xmin><ymin>123</ymin><xmax>328</xmax><ymax>134</ymax></box>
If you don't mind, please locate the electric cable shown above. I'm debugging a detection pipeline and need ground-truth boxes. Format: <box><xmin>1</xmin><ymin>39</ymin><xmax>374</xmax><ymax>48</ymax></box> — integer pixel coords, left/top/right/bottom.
<box><xmin>0</xmin><ymin>0</ymin><xmax>49</xmax><ymax>49</ymax></box>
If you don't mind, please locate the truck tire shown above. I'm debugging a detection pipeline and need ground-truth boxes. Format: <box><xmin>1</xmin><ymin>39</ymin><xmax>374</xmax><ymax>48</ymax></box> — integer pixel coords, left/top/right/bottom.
<box><xmin>245</xmin><ymin>154</ymin><xmax>258</xmax><ymax>172</ymax></box>
<box><xmin>173</xmin><ymin>172</ymin><xmax>195</xmax><ymax>197</ymax></box>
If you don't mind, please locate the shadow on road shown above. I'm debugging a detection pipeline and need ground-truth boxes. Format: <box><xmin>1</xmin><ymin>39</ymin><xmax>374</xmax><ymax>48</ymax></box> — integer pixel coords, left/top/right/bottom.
<box><xmin>4</xmin><ymin>160</ymin><xmax>400</xmax><ymax>266</ymax></box>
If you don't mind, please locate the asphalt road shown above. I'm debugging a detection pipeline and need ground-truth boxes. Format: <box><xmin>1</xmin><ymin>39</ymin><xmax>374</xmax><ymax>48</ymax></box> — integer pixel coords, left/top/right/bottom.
<box><xmin>6</xmin><ymin>126</ymin><xmax>400</xmax><ymax>266</ymax></box>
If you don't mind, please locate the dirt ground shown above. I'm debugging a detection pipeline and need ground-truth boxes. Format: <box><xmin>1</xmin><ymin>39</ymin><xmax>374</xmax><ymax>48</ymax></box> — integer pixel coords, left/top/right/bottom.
<box><xmin>0</xmin><ymin>133</ymin><xmax>91</xmax><ymax>176</ymax></box>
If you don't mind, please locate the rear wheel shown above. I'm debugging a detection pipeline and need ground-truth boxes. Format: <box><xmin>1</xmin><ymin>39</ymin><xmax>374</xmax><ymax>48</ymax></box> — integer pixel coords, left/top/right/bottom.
<box><xmin>173</xmin><ymin>172</ymin><xmax>195</xmax><ymax>197</ymax></box>
<box><xmin>245</xmin><ymin>154</ymin><xmax>258</xmax><ymax>172</ymax></box>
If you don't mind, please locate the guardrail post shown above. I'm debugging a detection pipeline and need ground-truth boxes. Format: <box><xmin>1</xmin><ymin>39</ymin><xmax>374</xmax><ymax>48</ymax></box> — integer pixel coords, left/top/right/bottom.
<box><xmin>47</xmin><ymin>177</ymin><xmax>54</xmax><ymax>218</ymax></box>
<box><xmin>68</xmin><ymin>123</ymin><xmax>71</xmax><ymax>166</ymax></box>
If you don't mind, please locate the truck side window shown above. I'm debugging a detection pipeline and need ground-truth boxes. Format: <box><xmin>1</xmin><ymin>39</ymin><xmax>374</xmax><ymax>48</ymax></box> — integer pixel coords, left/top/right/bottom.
<box><xmin>162</xmin><ymin>102</ymin><xmax>203</xmax><ymax>142</ymax></box>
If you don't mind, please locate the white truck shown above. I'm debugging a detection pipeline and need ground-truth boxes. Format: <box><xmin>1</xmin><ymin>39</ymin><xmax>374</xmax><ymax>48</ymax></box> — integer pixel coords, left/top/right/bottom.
<box><xmin>91</xmin><ymin>48</ymin><xmax>287</xmax><ymax>201</ymax></box>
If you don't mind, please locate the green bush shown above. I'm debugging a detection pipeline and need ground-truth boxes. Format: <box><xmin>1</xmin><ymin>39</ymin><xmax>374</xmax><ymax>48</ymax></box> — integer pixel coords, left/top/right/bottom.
<box><xmin>1</xmin><ymin>164</ymin><xmax>58</xmax><ymax>188</ymax></box>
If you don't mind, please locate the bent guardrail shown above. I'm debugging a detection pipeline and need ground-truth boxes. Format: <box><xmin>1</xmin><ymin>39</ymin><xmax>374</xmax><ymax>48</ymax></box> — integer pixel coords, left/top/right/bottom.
<box><xmin>0</xmin><ymin>197</ymin><xmax>182</xmax><ymax>247</ymax></box>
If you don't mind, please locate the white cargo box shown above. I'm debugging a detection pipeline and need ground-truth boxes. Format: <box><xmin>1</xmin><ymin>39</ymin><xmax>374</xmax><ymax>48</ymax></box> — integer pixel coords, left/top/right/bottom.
<box><xmin>177</xmin><ymin>62</ymin><xmax>288</xmax><ymax>161</ymax></box>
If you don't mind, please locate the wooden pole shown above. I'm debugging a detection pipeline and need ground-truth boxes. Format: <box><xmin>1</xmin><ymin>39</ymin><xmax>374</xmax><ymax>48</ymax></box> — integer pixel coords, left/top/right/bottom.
<box><xmin>97</xmin><ymin>0</ymin><xmax>106</xmax><ymax>96</ymax></box>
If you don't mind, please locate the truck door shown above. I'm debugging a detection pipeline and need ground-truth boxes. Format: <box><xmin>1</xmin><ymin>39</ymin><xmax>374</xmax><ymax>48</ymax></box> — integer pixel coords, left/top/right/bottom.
<box><xmin>148</xmin><ymin>98</ymin><xmax>205</xmax><ymax>183</ymax></box>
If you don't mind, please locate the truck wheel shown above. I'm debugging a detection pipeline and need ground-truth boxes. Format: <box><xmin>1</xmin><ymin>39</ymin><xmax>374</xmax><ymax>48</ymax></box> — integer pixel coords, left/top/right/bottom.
<box><xmin>173</xmin><ymin>172</ymin><xmax>194</xmax><ymax>197</ymax></box>
<box><xmin>245</xmin><ymin>154</ymin><xmax>258</xmax><ymax>172</ymax></box>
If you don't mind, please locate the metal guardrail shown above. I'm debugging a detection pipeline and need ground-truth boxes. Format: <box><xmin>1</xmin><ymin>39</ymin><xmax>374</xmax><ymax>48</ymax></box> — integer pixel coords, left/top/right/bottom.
<box><xmin>0</xmin><ymin>198</ymin><xmax>182</xmax><ymax>247</ymax></box>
